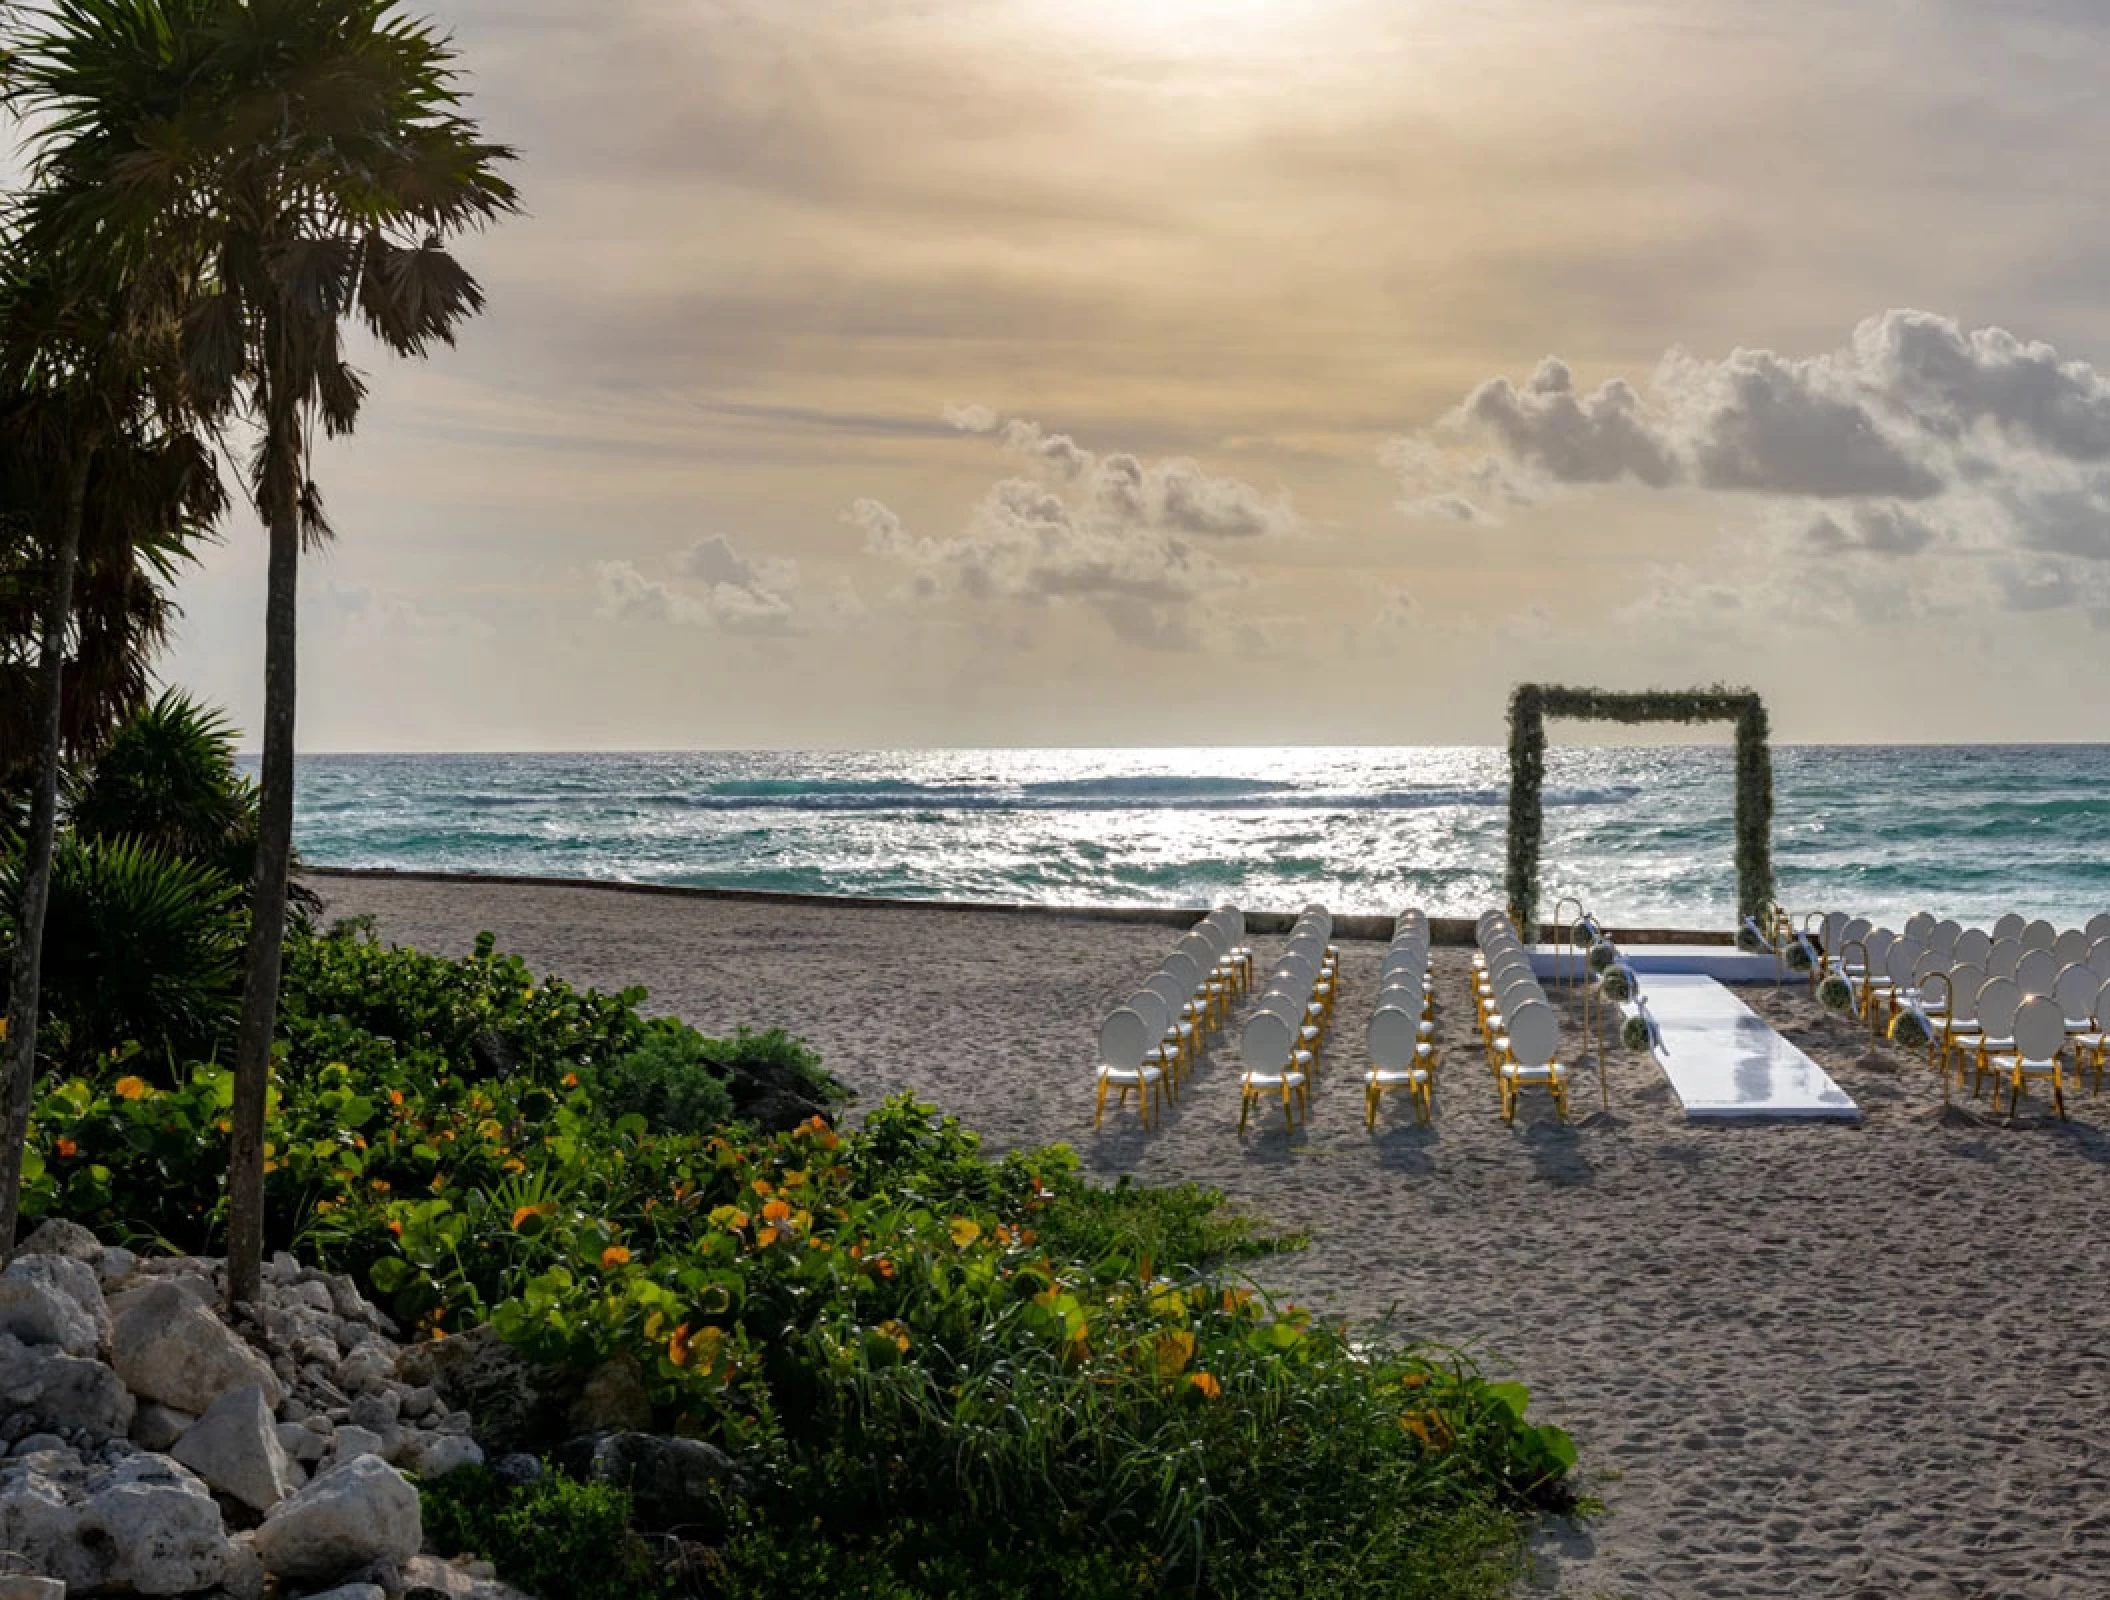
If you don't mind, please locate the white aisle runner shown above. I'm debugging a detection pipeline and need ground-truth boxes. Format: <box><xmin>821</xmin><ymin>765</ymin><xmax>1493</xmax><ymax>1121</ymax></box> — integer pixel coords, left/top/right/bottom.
<box><xmin>1639</xmin><ymin>974</ymin><xmax>1860</xmax><ymax>1123</ymax></box>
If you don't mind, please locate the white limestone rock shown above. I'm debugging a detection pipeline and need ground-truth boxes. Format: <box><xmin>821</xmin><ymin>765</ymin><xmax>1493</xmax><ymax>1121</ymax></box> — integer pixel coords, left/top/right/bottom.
<box><xmin>328</xmin><ymin>1424</ymin><xmax>386</xmax><ymax>1466</ymax></box>
<box><xmin>400</xmin><ymin>1554</ymin><xmax>539</xmax><ymax>1600</ymax></box>
<box><xmin>109</xmin><ymin>1280</ymin><xmax>283</xmax><ymax>1414</ymax></box>
<box><xmin>131</xmin><ymin>1402</ymin><xmax>200</xmax><ymax>1453</ymax></box>
<box><xmin>412</xmin><ymin>1433</ymin><xmax>484</xmax><ymax>1480</ymax></box>
<box><xmin>5</xmin><ymin>1253</ymin><xmax>109</xmax><ymax>1332</ymax></box>
<box><xmin>0</xmin><ymin>1460</ymin><xmax>100</xmax><ymax>1590</ymax></box>
<box><xmin>172</xmin><ymin>1384</ymin><xmax>302</xmax><ymax>1513</ymax></box>
<box><xmin>279</xmin><ymin>1419</ymin><xmax>331</xmax><ymax>1464</ymax></box>
<box><xmin>0</xmin><ymin>1274</ymin><xmax>97</xmax><ymax>1357</ymax></box>
<box><xmin>97</xmin><ymin>1245</ymin><xmax>140</xmax><ymax>1287</ymax></box>
<box><xmin>299</xmin><ymin>1586</ymin><xmax>386</xmax><ymax>1600</ymax></box>
<box><xmin>76</xmin><ymin>1452</ymin><xmax>234</xmax><ymax>1595</ymax></box>
<box><xmin>0</xmin><ymin>1332</ymin><xmax>135</xmax><ymax>1440</ymax></box>
<box><xmin>251</xmin><ymin>1454</ymin><xmax>421</xmax><ymax>1582</ymax></box>
<box><xmin>13</xmin><ymin>1218</ymin><xmax>102</xmax><ymax>1263</ymax></box>
<box><xmin>334</xmin><ymin>1345</ymin><xmax>393</xmax><ymax>1396</ymax></box>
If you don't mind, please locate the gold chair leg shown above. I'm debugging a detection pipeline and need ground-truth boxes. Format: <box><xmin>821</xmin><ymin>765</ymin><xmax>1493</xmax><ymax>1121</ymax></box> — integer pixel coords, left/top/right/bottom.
<box><xmin>1093</xmin><ymin>1078</ymin><xmax>1108</xmax><ymax>1129</ymax></box>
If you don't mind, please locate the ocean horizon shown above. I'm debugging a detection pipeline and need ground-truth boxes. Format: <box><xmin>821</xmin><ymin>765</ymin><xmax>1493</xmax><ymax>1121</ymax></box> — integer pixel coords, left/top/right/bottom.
<box><xmin>267</xmin><ymin>744</ymin><xmax>2110</xmax><ymax>932</ymax></box>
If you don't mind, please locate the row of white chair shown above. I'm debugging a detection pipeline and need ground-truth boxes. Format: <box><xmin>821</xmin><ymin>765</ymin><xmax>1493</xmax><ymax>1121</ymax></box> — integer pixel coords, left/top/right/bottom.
<box><xmin>1816</xmin><ymin>910</ymin><xmax>2110</xmax><ymax>987</ymax></box>
<box><xmin>1473</xmin><ymin>912</ymin><xmax>1570</xmax><ymax>1123</ymax></box>
<box><xmin>1093</xmin><ymin>907</ymin><xmax>1253</xmax><ymax>1130</ymax></box>
<box><xmin>1810</xmin><ymin>909</ymin><xmax>2109</xmax><ymax>1118</ymax></box>
<box><xmin>1237</xmin><ymin>905</ymin><xmax>1338</xmax><ymax>1133</ymax></box>
<box><xmin>1366</xmin><ymin>909</ymin><xmax>1437</xmax><ymax>1126</ymax></box>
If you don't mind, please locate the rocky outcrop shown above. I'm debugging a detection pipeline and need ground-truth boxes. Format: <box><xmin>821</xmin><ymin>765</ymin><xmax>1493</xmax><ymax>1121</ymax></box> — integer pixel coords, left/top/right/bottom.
<box><xmin>109</xmin><ymin>1281</ymin><xmax>284</xmax><ymax>1415</ymax></box>
<box><xmin>170</xmin><ymin>1386</ymin><xmax>300</xmax><ymax>1514</ymax></box>
<box><xmin>251</xmin><ymin>1454</ymin><xmax>421</xmax><ymax>1582</ymax></box>
<box><xmin>0</xmin><ymin>1229</ymin><xmax>493</xmax><ymax>1597</ymax></box>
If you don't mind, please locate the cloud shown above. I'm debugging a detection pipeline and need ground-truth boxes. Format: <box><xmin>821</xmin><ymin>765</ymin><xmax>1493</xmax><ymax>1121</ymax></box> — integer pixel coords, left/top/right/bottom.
<box><xmin>1802</xmin><ymin>503</ymin><xmax>1943</xmax><ymax>555</ymax></box>
<box><xmin>593</xmin><ymin>533</ymin><xmax>807</xmax><ymax>633</ymax></box>
<box><xmin>1392</xmin><ymin>309</ymin><xmax>2110</xmax><ymax>610</ymax></box>
<box><xmin>847</xmin><ymin>412</ymin><xmax>1294</xmax><ymax>648</ymax></box>
<box><xmin>961</xmin><ymin>408</ymin><xmax>1302</xmax><ymax>539</ymax></box>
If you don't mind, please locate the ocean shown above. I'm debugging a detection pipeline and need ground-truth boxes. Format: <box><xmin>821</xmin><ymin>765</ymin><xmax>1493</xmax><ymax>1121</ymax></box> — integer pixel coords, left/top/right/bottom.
<box><xmin>278</xmin><ymin>745</ymin><xmax>2110</xmax><ymax>932</ymax></box>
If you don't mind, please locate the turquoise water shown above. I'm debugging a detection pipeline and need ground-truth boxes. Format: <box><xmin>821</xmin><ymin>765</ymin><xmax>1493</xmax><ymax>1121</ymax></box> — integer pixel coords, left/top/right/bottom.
<box><xmin>276</xmin><ymin>746</ymin><xmax>2110</xmax><ymax>931</ymax></box>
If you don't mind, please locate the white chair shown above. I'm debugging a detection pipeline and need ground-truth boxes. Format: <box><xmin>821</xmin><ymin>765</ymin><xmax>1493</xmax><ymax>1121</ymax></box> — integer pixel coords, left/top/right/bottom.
<box><xmin>1969</xmin><ymin>977</ymin><xmax>2022</xmax><ymax>1105</ymax></box>
<box><xmin>1929</xmin><ymin>920</ymin><xmax>1962</xmax><ymax>958</ymax></box>
<box><xmin>1984</xmin><ymin>994</ymin><xmax>2068</xmax><ymax>1120</ymax></box>
<box><xmin>1954</xmin><ymin>928</ymin><xmax>1993</xmax><ymax>969</ymax></box>
<box><xmin>1237</xmin><ymin>1009</ymin><xmax>1310</xmax><ymax>1133</ymax></box>
<box><xmin>2088</xmin><ymin>938</ymin><xmax>2110</xmax><ymax>980</ymax></box>
<box><xmin>1366</xmin><ymin>1004</ymin><xmax>1435</xmax><ymax>1127</ymax></box>
<box><xmin>2076</xmin><ymin>976</ymin><xmax>2110</xmax><ymax>1095</ymax></box>
<box><xmin>1993</xmin><ymin>912</ymin><xmax>2027</xmax><ymax>942</ymax></box>
<box><xmin>2053</xmin><ymin>928</ymin><xmax>2091</xmax><ymax>969</ymax></box>
<box><xmin>1497</xmin><ymin>999</ymin><xmax>1568</xmax><ymax>1124</ymax></box>
<box><xmin>2021</xmin><ymin>919</ymin><xmax>2057</xmax><ymax>953</ymax></box>
<box><xmin>2088</xmin><ymin>912</ymin><xmax>2110</xmax><ymax>943</ymax></box>
<box><xmin>1937</xmin><ymin>962</ymin><xmax>1987</xmax><ymax>1085</ymax></box>
<box><xmin>1985</xmin><ymin>938</ymin><xmax>2023</xmax><ymax>981</ymax></box>
<box><xmin>1093</xmin><ymin>1008</ymin><xmax>1166</xmax><ymax>1130</ymax></box>
<box><xmin>2015</xmin><ymin>947</ymin><xmax>2059</xmax><ymax>998</ymax></box>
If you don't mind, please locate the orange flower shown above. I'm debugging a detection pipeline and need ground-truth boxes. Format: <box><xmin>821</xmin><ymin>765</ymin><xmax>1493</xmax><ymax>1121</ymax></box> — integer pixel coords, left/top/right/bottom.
<box><xmin>562</xmin><ymin>1073</ymin><xmax>579</xmax><ymax>1088</ymax></box>
<box><xmin>389</xmin><ymin>1089</ymin><xmax>405</xmax><ymax>1106</ymax></box>
<box><xmin>54</xmin><ymin>1137</ymin><xmax>77</xmax><ymax>1159</ymax></box>
<box><xmin>113</xmin><ymin>1075</ymin><xmax>148</xmax><ymax>1101</ymax></box>
<box><xmin>511</xmin><ymin>1204</ymin><xmax>546</xmax><ymax>1231</ymax></box>
<box><xmin>761</xmin><ymin>1199</ymin><xmax>793</xmax><ymax>1223</ymax></box>
<box><xmin>600</xmin><ymin>1246</ymin><xmax>631</xmax><ymax>1268</ymax></box>
<box><xmin>780</xmin><ymin>1168</ymin><xmax>808</xmax><ymax>1189</ymax></box>
<box><xmin>1190</xmin><ymin>1372</ymin><xmax>1222</xmax><ymax>1400</ymax></box>
<box><xmin>750</xmin><ymin>1178</ymin><xmax>773</xmax><ymax>1198</ymax></box>
<box><xmin>388</xmin><ymin>1219</ymin><xmax>404</xmax><ymax>1236</ymax></box>
<box><xmin>872</xmin><ymin>1257</ymin><xmax>895</xmax><ymax>1279</ymax></box>
<box><xmin>668</xmin><ymin>1323</ymin><xmax>692</xmax><ymax>1366</ymax></box>
<box><xmin>876</xmin><ymin>1319</ymin><xmax>911</xmax><ymax>1353</ymax></box>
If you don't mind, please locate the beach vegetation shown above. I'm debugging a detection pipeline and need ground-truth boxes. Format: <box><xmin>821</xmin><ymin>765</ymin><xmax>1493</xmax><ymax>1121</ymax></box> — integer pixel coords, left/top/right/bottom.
<box><xmin>20</xmin><ymin>919</ymin><xmax>1576</xmax><ymax>1596</ymax></box>
<box><xmin>3</xmin><ymin>0</ymin><xmax>521</xmax><ymax>1307</ymax></box>
<box><xmin>0</xmin><ymin>241</ymin><xmax>227</xmax><ymax>1248</ymax></box>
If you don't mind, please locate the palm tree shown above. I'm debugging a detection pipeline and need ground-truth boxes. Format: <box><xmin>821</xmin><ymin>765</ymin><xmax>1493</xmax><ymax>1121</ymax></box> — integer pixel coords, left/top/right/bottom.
<box><xmin>6</xmin><ymin>0</ymin><xmax>517</xmax><ymax>1304</ymax></box>
<box><xmin>0</xmin><ymin>240</ymin><xmax>222</xmax><ymax>1252</ymax></box>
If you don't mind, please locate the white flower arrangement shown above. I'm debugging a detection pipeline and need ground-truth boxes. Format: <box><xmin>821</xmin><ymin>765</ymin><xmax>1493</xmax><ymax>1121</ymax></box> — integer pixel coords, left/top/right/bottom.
<box><xmin>1888</xmin><ymin>1007</ymin><xmax>1934</xmax><ymax>1051</ymax></box>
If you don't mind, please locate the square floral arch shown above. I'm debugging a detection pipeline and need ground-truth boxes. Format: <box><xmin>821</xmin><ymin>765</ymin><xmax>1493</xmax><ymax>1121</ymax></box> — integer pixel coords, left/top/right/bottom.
<box><xmin>1505</xmin><ymin>683</ymin><xmax>1775</xmax><ymax>936</ymax></box>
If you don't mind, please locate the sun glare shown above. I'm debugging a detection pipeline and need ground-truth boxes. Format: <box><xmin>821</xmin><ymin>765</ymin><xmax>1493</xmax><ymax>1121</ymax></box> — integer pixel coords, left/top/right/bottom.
<box><xmin>1032</xmin><ymin>0</ymin><xmax>1325</xmax><ymax>59</ymax></box>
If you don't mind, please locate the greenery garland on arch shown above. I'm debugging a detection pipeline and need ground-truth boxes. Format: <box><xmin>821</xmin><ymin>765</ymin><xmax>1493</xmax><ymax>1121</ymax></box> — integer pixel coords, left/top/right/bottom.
<box><xmin>1505</xmin><ymin>683</ymin><xmax>1775</xmax><ymax>936</ymax></box>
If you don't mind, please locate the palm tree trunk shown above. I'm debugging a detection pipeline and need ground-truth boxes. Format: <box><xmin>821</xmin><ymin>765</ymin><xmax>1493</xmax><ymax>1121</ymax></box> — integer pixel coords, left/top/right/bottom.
<box><xmin>225</xmin><ymin>425</ymin><xmax>301</xmax><ymax>1312</ymax></box>
<box><xmin>0</xmin><ymin>447</ymin><xmax>96</xmax><ymax>1254</ymax></box>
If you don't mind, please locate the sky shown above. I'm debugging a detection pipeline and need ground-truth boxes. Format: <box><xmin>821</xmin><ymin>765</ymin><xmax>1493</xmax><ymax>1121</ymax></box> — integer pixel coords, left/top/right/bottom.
<box><xmin>138</xmin><ymin>0</ymin><xmax>2110</xmax><ymax>749</ymax></box>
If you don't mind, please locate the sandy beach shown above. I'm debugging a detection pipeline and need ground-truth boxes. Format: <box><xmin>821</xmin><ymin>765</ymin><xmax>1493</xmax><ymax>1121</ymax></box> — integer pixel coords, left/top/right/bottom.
<box><xmin>311</xmin><ymin>872</ymin><xmax>2110</xmax><ymax>1600</ymax></box>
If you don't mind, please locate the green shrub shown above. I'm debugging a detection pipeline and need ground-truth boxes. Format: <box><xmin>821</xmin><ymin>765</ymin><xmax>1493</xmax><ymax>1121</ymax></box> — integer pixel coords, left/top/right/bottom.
<box><xmin>420</xmin><ymin>1465</ymin><xmax>664</xmax><ymax>1600</ymax></box>
<box><xmin>27</xmin><ymin>929</ymin><xmax>1579</xmax><ymax>1598</ymax></box>
<box><xmin>702</xmin><ymin>1023</ymin><xmax>845</xmax><ymax>1107</ymax></box>
<box><xmin>586</xmin><ymin>1017</ymin><xmax>735</xmax><ymax>1135</ymax></box>
<box><xmin>67</xmin><ymin>690</ymin><xmax>257</xmax><ymax>878</ymax></box>
<box><xmin>2</xmin><ymin>835</ymin><xmax>242</xmax><ymax>1073</ymax></box>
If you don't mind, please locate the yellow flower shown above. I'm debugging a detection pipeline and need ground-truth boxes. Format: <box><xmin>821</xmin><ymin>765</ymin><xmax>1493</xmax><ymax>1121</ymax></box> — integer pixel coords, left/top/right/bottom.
<box><xmin>948</xmin><ymin>1217</ymin><xmax>981</xmax><ymax>1250</ymax></box>
<box><xmin>600</xmin><ymin>1246</ymin><xmax>631</xmax><ymax>1268</ymax></box>
<box><xmin>1190</xmin><ymin>1372</ymin><xmax>1222</xmax><ymax>1400</ymax></box>
<box><xmin>113</xmin><ymin>1075</ymin><xmax>149</xmax><ymax>1101</ymax></box>
<box><xmin>876</xmin><ymin>1319</ymin><xmax>911</xmax><ymax>1353</ymax></box>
